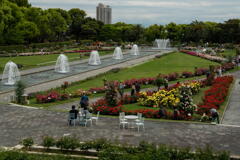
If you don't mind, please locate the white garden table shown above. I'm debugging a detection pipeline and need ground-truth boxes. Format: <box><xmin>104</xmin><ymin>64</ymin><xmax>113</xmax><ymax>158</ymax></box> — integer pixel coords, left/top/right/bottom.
<box><xmin>125</xmin><ymin>115</ymin><xmax>138</xmax><ymax>128</ymax></box>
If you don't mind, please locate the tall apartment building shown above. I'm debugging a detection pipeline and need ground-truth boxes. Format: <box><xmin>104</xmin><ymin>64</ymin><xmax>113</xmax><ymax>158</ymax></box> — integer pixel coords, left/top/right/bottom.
<box><xmin>96</xmin><ymin>3</ymin><xmax>112</xmax><ymax>24</ymax></box>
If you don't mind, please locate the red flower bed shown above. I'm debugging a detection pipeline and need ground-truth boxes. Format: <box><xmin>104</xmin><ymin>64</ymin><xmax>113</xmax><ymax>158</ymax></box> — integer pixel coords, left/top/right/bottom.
<box><xmin>88</xmin><ymin>87</ymin><xmax>106</xmax><ymax>93</ymax></box>
<box><xmin>123</xmin><ymin>109</ymin><xmax>160</xmax><ymax>118</ymax></box>
<box><xmin>123</xmin><ymin>77</ymin><xmax>155</xmax><ymax>88</ymax></box>
<box><xmin>94</xmin><ymin>105</ymin><xmax>122</xmax><ymax>115</ymax></box>
<box><xmin>195</xmin><ymin>68</ymin><xmax>209</xmax><ymax>76</ymax></box>
<box><xmin>164</xmin><ymin>72</ymin><xmax>179</xmax><ymax>81</ymax></box>
<box><xmin>36</xmin><ymin>91</ymin><xmax>61</xmax><ymax>103</ymax></box>
<box><xmin>181</xmin><ymin>71</ymin><xmax>194</xmax><ymax>78</ymax></box>
<box><xmin>198</xmin><ymin>76</ymin><xmax>233</xmax><ymax>114</ymax></box>
<box><xmin>91</xmin><ymin>98</ymin><xmax>108</xmax><ymax>107</ymax></box>
<box><xmin>221</xmin><ymin>63</ymin><xmax>235</xmax><ymax>71</ymax></box>
<box><xmin>65</xmin><ymin>50</ymin><xmax>92</xmax><ymax>53</ymax></box>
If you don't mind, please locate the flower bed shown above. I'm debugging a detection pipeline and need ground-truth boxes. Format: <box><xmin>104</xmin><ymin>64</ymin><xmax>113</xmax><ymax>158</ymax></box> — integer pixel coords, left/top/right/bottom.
<box><xmin>36</xmin><ymin>91</ymin><xmax>63</xmax><ymax>103</ymax></box>
<box><xmin>34</xmin><ymin>61</ymin><xmax>234</xmax><ymax>104</ymax></box>
<box><xmin>92</xmin><ymin>81</ymin><xmax>202</xmax><ymax>120</ymax></box>
<box><xmin>91</xmin><ymin>75</ymin><xmax>233</xmax><ymax>122</ymax></box>
<box><xmin>180</xmin><ymin>50</ymin><xmax>226</xmax><ymax>62</ymax></box>
<box><xmin>138</xmin><ymin>81</ymin><xmax>201</xmax><ymax>108</ymax></box>
<box><xmin>197</xmin><ymin>76</ymin><xmax>233</xmax><ymax>114</ymax></box>
<box><xmin>64</xmin><ymin>50</ymin><xmax>92</xmax><ymax>53</ymax></box>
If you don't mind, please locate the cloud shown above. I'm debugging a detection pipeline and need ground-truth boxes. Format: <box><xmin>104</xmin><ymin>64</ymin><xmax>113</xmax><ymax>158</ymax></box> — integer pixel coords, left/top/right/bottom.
<box><xmin>29</xmin><ymin>0</ymin><xmax>240</xmax><ymax>25</ymax></box>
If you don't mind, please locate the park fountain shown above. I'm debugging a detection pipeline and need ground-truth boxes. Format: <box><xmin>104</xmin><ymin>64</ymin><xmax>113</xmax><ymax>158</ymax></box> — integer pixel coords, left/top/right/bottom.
<box><xmin>88</xmin><ymin>50</ymin><xmax>101</xmax><ymax>65</ymax></box>
<box><xmin>2</xmin><ymin>61</ymin><xmax>20</xmax><ymax>85</ymax></box>
<box><xmin>154</xmin><ymin>39</ymin><xmax>170</xmax><ymax>49</ymax></box>
<box><xmin>131</xmin><ymin>44</ymin><xmax>139</xmax><ymax>56</ymax></box>
<box><xmin>0</xmin><ymin>48</ymin><xmax>174</xmax><ymax>94</ymax></box>
<box><xmin>55</xmin><ymin>54</ymin><xmax>70</xmax><ymax>73</ymax></box>
<box><xmin>113</xmin><ymin>47</ymin><xmax>123</xmax><ymax>59</ymax></box>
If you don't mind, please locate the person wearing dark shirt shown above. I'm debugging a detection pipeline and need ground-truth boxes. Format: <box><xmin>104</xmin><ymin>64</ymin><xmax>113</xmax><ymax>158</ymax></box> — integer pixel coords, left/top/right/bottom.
<box><xmin>80</xmin><ymin>94</ymin><xmax>89</xmax><ymax>110</ymax></box>
<box><xmin>119</xmin><ymin>82</ymin><xmax>125</xmax><ymax>98</ymax></box>
<box><xmin>135</xmin><ymin>82</ymin><xmax>141</xmax><ymax>93</ymax></box>
<box><xmin>69</xmin><ymin>105</ymin><xmax>79</xmax><ymax>125</ymax></box>
<box><xmin>210</xmin><ymin>108</ymin><xmax>219</xmax><ymax>124</ymax></box>
<box><xmin>131</xmin><ymin>84</ymin><xmax>136</xmax><ymax>96</ymax></box>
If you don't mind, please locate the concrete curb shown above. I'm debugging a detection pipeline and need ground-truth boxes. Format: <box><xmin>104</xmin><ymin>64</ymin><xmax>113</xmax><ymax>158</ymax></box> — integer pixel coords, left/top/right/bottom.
<box><xmin>8</xmin><ymin>103</ymin><xmax>39</xmax><ymax>110</ymax></box>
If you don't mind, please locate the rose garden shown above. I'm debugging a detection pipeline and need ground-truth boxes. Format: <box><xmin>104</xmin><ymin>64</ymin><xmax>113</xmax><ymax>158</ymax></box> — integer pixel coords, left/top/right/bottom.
<box><xmin>1</xmin><ymin>0</ymin><xmax>240</xmax><ymax>159</ymax></box>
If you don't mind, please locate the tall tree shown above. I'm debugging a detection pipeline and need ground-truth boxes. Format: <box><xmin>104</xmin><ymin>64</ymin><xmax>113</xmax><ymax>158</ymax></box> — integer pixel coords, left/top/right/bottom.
<box><xmin>68</xmin><ymin>8</ymin><xmax>86</xmax><ymax>41</ymax></box>
<box><xmin>8</xmin><ymin>0</ymin><xmax>31</xmax><ymax>7</ymax></box>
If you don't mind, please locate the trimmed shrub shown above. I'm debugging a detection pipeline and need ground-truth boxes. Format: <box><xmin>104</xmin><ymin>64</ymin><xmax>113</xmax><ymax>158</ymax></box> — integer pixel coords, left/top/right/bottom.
<box><xmin>42</xmin><ymin>136</ymin><xmax>55</xmax><ymax>150</ymax></box>
<box><xmin>56</xmin><ymin>136</ymin><xmax>79</xmax><ymax>151</ymax></box>
<box><xmin>21</xmin><ymin>138</ymin><xmax>34</xmax><ymax>149</ymax></box>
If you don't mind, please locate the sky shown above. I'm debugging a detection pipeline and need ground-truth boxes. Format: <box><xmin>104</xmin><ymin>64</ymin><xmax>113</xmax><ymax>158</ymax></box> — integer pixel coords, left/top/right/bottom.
<box><xmin>29</xmin><ymin>0</ymin><xmax>240</xmax><ymax>26</ymax></box>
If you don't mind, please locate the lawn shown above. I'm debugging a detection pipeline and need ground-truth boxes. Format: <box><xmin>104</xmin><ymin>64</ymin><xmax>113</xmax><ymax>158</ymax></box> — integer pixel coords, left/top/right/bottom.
<box><xmin>64</xmin><ymin>52</ymin><xmax>219</xmax><ymax>92</ymax></box>
<box><xmin>27</xmin><ymin>52</ymin><xmax>220</xmax><ymax>108</ymax></box>
<box><xmin>0</xmin><ymin>50</ymin><xmax>112</xmax><ymax>72</ymax></box>
<box><xmin>192</xmin><ymin>87</ymin><xmax>210</xmax><ymax>105</ymax></box>
<box><xmin>221</xmin><ymin>49</ymin><xmax>236</xmax><ymax>57</ymax></box>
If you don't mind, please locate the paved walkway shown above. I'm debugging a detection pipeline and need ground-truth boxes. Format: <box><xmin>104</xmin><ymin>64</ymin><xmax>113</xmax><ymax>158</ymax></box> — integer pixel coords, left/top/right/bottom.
<box><xmin>0</xmin><ymin>104</ymin><xmax>240</xmax><ymax>156</ymax></box>
<box><xmin>222</xmin><ymin>70</ymin><xmax>240</xmax><ymax>126</ymax></box>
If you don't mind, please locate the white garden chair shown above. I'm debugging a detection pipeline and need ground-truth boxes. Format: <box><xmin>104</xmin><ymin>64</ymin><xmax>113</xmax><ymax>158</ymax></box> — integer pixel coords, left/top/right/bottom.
<box><xmin>136</xmin><ymin>117</ymin><xmax>144</xmax><ymax>132</ymax></box>
<box><xmin>92</xmin><ymin>111</ymin><xmax>100</xmax><ymax>124</ymax></box>
<box><xmin>79</xmin><ymin>108</ymin><xmax>84</xmax><ymax>116</ymax></box>
<box><xmin>120</xmin><ymin>112</ymin><xmax>125</xmax><ymax>117</ymax></box>
<box><xmin>119</xmin><ymin>115</ymin><xmax>128</xmax><ymax>129</ymax></box>
<box><xmin>135</xmin><ymin>113</ymin><xmax>142</xmax><ymax>122</ymax></box>
<box><xmin>68</xmin><ymin>113</ymin><xmax>77</xmax><ymax>126</ymax></box>
<box><xmin>119</xmin><ymin>112</ymin><xmax>126</xmax><ymax>121</ymax></box>
<box><xmin>84</xmin><ymin>113</ymin><xmax>93</xmax><ymax>127</ymax></box>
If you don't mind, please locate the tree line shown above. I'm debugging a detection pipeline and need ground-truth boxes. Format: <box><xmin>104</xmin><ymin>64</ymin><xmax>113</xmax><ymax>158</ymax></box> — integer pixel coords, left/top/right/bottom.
<box><xmin>0</xmin><ymin>0</ymin><xmax>240</xmax><ymax>45</ymax></box>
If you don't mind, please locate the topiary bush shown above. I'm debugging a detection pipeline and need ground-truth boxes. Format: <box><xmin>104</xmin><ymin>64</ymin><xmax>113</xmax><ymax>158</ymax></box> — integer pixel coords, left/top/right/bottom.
<box><xmin>56</xmin><ymin>136</ymin><xmax>79</xmax><ymax>151</ymax></box>
<box><xmin>15</xmin><ymin>81</ymin><xmax>26</xmax><ymax>104</ymax></box>
<box><xmin>42</xmin><ymin>136</ymin><xmax>56</xmax><ymax>150</ymax></box>
<box><xmin>21</xmin><ymin>138</ymin><xmax>34</xmax><ymax>150</ymax></box>
<box><xmin>105</xmin><ymin>81</ymin><xmax>118</xmax><ymax>107</ymax></box>
<box><xmin>91</xmin><ymin>138</ymin><xmax>111</xmax><ymax>151</ymax></box>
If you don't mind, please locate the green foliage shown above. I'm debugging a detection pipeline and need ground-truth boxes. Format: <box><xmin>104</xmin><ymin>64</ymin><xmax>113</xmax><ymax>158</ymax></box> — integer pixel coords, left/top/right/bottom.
<box><xmin>21</xmin><ymin>137</ymin><xmax>34</xmax><ymax>149</ymax></box>
<box><xmin>42</xmin><ymin>136</ymin><xmax>55</xmax><ymax>150</ymax></box>
<box><xmin>15</xmin><ymin>81</ymin><xmax>25</xmax><ymax>104</ymax></box>
<box><xmin>13</xmin><ymin>20</ymin><xmax>40</xmax><ymax>44</ymax></box>
<box><xmin>8</xmin><ymin>0</ymin><xmax>31</xmax><ymax>7</ymax></box>
<box><xmin>195</xmin><ymin>145</ymin><xmax>229</xmax><ymax>160</ymax></box>
<box><xmin>56</xmin><ymin>136</ymin><xmax>79</xmax><ymax>151</ymax></box>
<box><xmin>0</xmin><ymin>41</ymin><xmax>75</xmax><ymax>54</ymax></box>
<box><xmin>154</xmin><ymin>75</ymin><xmax>165</xmax><ymax>89</ymax></box>
<box><xmin>0</xmin><ymin>150</ymin><xmax>85</xmax><ymax>160</ymax></box>
<box><xmin>79</xmin><ymin>141</ymin><xmax>92</xmax><ymax>151</ymax></box>
<box><xmin>178</xmin><ymin>85</ymin><xmax>197</xmax><ymax>114</ymax></box>
<box><xmin>90</xmin><ymin>138</ymin><xmax>111</xmax><ymax>151</ymax></box>
<box><xmin>236</xmin><ymin>47</ymin><xmax>240</xmax><ymax>56</ymax></box>
<box><xmin>99</xmin><ymin>142</ymin><xmax>230</xmax><ymax>160</ymax></box>
<box><xmin>1</xmin><ymin>0</ymin><xmax>240</xmax><ymax>45</ymax></box>
<box><xmin>16</xmin><ymin>137</ymin><xmax>230</xmax><ymax>159</ymax></box>
<box><xmin>105</xmin><ymin>81</ymin><xmax>118</xmax><ymax>106</ymax></box>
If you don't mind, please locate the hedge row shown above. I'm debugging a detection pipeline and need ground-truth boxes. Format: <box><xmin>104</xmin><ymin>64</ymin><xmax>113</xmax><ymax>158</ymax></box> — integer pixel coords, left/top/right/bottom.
<box><xmin>15</xmin><ymin>137</ymin><xmax>230</xmax><ymax>160</ymax></box>
<box><xmin>0</xmin><ymin>41</ymin><xmax>76</xmax><ymax>55</ymax></box>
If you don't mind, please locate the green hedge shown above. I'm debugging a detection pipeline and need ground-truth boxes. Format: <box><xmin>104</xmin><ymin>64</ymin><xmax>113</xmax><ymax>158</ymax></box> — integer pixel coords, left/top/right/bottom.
<box><xmin>0</xmin><ymin>151</ymin><xmax>87</xmax><ymax>160</ymax></box>
<box><xmin>10</xmin><ymin>137</ymin><xmax>230</xmax><ymax>160</ymax></box>
<box><xmin>0</xmin><ymin>41</ymin><xmax>77</xmax><ymax>54</ymax></box>
<box><xmin>99</xmin><ymin>142</ymin><xmax>230</xmax><ymax>160</ymax></box>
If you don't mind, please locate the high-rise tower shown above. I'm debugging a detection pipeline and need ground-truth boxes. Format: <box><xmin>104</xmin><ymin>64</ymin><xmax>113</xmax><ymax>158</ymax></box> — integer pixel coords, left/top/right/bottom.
<box><xmin>96</xmin><ymin>3</ymin><xmax>112</xmax><ymax>24</ymax></box>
